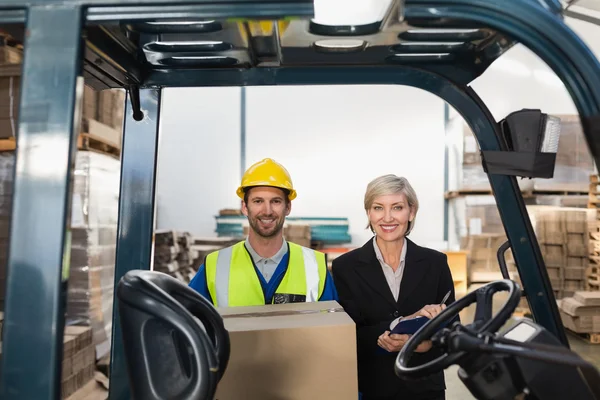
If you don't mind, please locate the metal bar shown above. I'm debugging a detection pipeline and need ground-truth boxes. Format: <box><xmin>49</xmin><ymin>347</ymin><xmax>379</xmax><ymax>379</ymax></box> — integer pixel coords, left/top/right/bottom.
<box><xmin>85</xmin><ymin>2</ymin><xmax>313</xmax><ymax>22</ymax></box>
<box><xmin>0</xmin><ymin>5</ymin><xmax>83</xmax><ymax>399</ymax></box>
<box><xmin>142</xmin><ymin>65</ymin><xmax>471</xmax><ymax>87</ymax></box>
<box><xmin>443</xmin><ymin>102</ymin><xmax>449</xmax><ymax>243</ymax></box>
<box><xmin>84</xmin><ymin>26</ymin><xmax>143</xmax><ymax>85</ymax></box>
<box><xmin>0</xmin><ymin>9</ymin><xmax>25</xmax><ymax>23</ymax></box>
<box><xmin>108</xmin><ymin>88</ymin><xmax>161</xmax><ymax>400</ymax></box>
<box><xmin>240</xmin><ymin>86</ymin><xmax>246</xmax><ymax>179</ymax></box>
<box><xmin>564</xmin><ymin>9</ymin><xmax>600</xmax><ymax>27</ymax></box>
<box><xmin>83</xmin><ymin>64</ymin><xmax>118</xmax><ymax>90</ymax></box>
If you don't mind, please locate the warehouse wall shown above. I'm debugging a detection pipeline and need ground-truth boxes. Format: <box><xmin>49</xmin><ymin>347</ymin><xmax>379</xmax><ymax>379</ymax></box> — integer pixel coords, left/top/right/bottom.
<box><xmin>245</xmin><ymin>85</ymin><xmax>446</xmax><ymax>248</ymax></box>
<box><xmin>155</xmin><ymin>84</ymin><xmax>447</xmax><ymax>248</ymax></box>
<box><xmin>154</xmin><ymin>87</ymin><xmax>242</xmax><ymax>238</ymax></box>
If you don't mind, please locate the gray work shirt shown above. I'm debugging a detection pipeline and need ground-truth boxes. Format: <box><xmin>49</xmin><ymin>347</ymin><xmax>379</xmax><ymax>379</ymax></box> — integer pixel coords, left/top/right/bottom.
<box><xmin>244</xmin><ymin>239</ymin><xmax>288</xmax><ymax>283</ymax></box>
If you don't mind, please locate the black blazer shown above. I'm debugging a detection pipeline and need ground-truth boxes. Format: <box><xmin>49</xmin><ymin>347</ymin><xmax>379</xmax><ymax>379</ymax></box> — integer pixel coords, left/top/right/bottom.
<box><xmin>331</xmin><ymin>237</ymin><xmax>456</xmax><ymax>399</ymax></box>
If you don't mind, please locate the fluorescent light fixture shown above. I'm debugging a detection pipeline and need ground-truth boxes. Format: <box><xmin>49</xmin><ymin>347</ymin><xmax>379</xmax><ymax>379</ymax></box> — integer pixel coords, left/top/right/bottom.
<box><xmin>146</xmin><ymin>21</ymin><xmax>216</xmax><ymax>25</ymax></box>
<box><xmin>541</xmin><ymin>115</ymin><xmax>561</xmax><ymax>153</ymax></box>
<box><xmin>314</xmin><ymin>39</ymin><xmax>367</xmax><ymax>52</ymax></box>
<box><xmin>313</xmin><ymin>0</ymin><xmax>392</xmax><ymax>25</ymax></box>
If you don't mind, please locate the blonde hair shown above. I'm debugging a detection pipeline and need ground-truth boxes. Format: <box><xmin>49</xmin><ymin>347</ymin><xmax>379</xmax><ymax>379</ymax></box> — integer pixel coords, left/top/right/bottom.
<box><xmin>364</xmin><ymin>174</ymin><xmax>419</xmax><ymax>236</ymax></box>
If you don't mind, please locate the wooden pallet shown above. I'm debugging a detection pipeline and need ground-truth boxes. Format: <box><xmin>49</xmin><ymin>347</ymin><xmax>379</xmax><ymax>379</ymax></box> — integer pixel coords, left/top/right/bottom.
<box><xmin>0</xmin><ymin>137</ymin><xmax>15</xmax><ymax>151</ymax></box>
<box><xmin>0</xmin><ymin>134</ymin><xmax>120</xmax><ymax>158</ymax></box>
<box><xmin>588</xmin><ymin>174</ymin><xmax>600</xmax><ymax>208</ymax></box>
<box><xmin>586</xmin><ymin>265</ymin><xmax>600</xmax><ymax>290</ymax></box>
<box><xmin>568</xmin><ymin>330</ymin><xmax>600</xmax><ymax>344</ymax></box>
<box><xmin>77</xmin><ymin>133</ymin><xmax>120</xmax><ymax>158</ymax></box>
<box><xmin>513</xmin><ymin>307</ymin><xmax>532</xmax><ymax>319</ymax></box>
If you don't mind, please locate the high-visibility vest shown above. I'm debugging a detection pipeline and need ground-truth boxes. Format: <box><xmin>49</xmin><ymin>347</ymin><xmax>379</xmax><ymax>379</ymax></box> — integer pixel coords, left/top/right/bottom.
<box><xmin>205</xmin><ymin>241</ymin><xmax>327</xmax><ymax>307</ymax></box>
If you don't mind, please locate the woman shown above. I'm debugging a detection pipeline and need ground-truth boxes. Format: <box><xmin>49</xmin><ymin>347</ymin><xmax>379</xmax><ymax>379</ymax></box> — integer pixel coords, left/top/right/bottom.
<box><xmin>331</xmin><ymin>174</ymin><xmax>456</xmax><ymax>400</ymax></box>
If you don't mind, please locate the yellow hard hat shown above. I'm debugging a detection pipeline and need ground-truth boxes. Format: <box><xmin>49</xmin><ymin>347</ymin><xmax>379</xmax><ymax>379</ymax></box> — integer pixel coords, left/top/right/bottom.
<box><xmin>236</xmin><ymin>158</ymin><xmax>297</xmax><ymax>200</ymax></box>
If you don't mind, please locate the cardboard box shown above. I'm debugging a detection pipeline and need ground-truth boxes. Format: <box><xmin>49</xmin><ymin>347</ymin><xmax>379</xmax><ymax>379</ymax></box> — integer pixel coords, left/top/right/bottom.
<box><xmin>83</xmin><ymin>85</ymin><xmax>98</xmax><ymax>121</ymax></box>
<box><xmin>215</xmin><ymin>301</ymin><xmax>358</xmax><ymax>400</ymax></box>
<box><xmin>574</xmin><ymin>291</ymin><xmax>600</xmax><ymax>306</ymax></box>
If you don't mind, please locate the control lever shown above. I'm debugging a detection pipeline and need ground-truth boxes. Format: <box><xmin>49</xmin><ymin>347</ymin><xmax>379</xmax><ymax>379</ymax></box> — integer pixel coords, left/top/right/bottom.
<box><xmin>497</xmin><ymin>240</ymin><xmax>526</xmax><ymax>297</ymax></box>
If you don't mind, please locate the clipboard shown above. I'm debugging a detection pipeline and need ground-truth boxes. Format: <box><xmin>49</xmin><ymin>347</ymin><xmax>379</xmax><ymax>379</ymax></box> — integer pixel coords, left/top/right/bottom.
<box><xmin>389</xmin><ymin>314</ymin><xmax>458</xmax><ymax>336</ymax></box>
<box><xmin>390</xmin><ymin>290</ymin><xmax>454</xmax><ymax>335</ymax></box>
<box><xmin>390</xmin><ymin>316</ymin><xmax>430</xmax><ymax>335</ymax></box>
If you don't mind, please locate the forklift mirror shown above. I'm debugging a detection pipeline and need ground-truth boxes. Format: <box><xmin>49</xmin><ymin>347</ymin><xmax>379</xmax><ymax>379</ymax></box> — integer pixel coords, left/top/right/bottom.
<box><xmin>481</xmin><ymin>109</ymin><xmax>562</xmax><ymax>180</ymax></box>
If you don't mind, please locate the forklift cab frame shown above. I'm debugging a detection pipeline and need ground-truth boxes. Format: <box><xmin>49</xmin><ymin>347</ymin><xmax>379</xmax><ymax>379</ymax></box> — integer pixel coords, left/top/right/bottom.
<box><xmin>0</xmin><ymin>0</ymin><xmax>599</xmax><ymax>399</ymax></box>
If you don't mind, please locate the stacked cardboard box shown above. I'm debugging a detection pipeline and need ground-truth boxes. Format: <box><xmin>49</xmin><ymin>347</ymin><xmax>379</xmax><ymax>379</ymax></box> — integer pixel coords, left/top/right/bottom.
<box><xmin>80</xmin><ymin>88</ymin><xmax>125</xmax><ymax>150</ymax></box>
<box><xmin>0</xmin><ymin>62</ymin><xmax>124</xmax><ymax>151</ymax></box>
<box><xmin>461</xmin><ymin>116</ymin><xmax>595</xmax><ymax>192</ymax></box>
<box><xmin>61</xmin><ymin>326</ymin><xmax>96</xmax><ymax>399</ymax></box>
<box><xmin>587</xmin><ymin>175</ymin><xmax>600</xmax><ymax>290</ymax></box>
<box><xmin>463</xmin><ymin>195</ymin><xmax>588</xmax><ymax>237</ymax></box>
<box><xmin>0</xmin><ymin>68</ymin><xmax>19</xmax><ymax>139</ymax></box>
<box><xmin>242</xmin><ymin>222</ymin><xmax>312</xmax><ymax>248</ymax></box>
<box><xmin>0</xmin><ymin>325</ymin><xmax>96</xmax><ymax>399</ymax></box>
<box><xmin>462</xmin><ymin>233</ymin><xmax>517</xmax><ymax>284</ymax></box>
<box><xmin>153</xmin><ymin>230</ymin><xmax>199</xmax><ymax>283</ymax></box>
<box><xmin>0</xmin><ymin>149</ymin><xmax>119</xmax><ymax>361</ymax></box>
<box><xmin>66</xmin><ymin>151</ymin><xmax>121</xmax><ymax>361</ymax></box>
<box><xmin>97</xmin><ymin>89</ymin><xmax>126</xmax><ymax>131</ymax></box>
<box><xmin>284</xmin><ymin>222</ymin><xmax>311</xmax><ymax>248</ymax></box>
<box><xmin>462</xmin><ymin>200</ymin><xmax>595</xmax><ymax>298</ymax></box>
<box><xmin>559</xmin><ymin>291</ymin><xmax>600</xmax><ymax>342</ymax></box>
<box><xmin>528</xmin><ymin>206</ymin><xmax>593</xmax><ymax>299</ymax></box>
<box><xmin>190</xmin><ymin>236</ymin><xmax>240</xmax><ymax>268</ymax></box>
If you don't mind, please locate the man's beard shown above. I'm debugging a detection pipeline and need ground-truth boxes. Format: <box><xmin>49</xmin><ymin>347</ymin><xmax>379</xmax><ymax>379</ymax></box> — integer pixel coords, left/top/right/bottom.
<box><xmin>249</xmin><ymin>214</ymin><xmax>285</xmax><ymax>238</ymax></box>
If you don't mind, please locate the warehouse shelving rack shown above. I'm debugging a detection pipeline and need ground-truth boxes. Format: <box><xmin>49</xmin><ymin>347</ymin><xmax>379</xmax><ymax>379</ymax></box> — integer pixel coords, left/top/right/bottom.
<box><xmin>1</xmin><ymin>0</ymin><xmax>600</xmax><ymax>399</ymax></box>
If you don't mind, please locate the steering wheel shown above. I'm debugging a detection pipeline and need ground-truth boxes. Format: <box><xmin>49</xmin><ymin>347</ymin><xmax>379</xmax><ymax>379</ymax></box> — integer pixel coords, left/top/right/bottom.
<box><xmin>395</xmin><ymin>279</ymin><xmax>522</xmax><ymax>378</ymax></box>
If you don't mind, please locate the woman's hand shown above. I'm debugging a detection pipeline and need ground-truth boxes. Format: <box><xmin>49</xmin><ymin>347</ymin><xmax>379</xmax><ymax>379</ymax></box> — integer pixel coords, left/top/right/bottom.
<box><xmin>377</xmin><ymin>333</ymin><xmax>434</xmax><ymax>353</ymax></box>
<box><xmin>407</xmin><ymin>303</ymin><xmax>447</xmax><ymax>320</ymax></box>
<box><xmin>414</xmin><ymin>339</ymin><xmax>433</xmax><ymax>353</ymax></box>
<box><xmin>378</xmin><ymin>304</ymin><xmax>447</xmax><ymax>353</ymax></box>
<box><xmin>377</xmin><ymin>331</ymin><xmax>409</xmax><ymax>352</ymax></box>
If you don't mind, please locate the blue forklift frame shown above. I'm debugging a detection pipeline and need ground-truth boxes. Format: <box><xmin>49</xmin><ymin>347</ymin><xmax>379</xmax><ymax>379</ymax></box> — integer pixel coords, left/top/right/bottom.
<box><xmin>1</xmin><ymin>0</ymin><xmax>600</xmax><ymax>399</ymax></box>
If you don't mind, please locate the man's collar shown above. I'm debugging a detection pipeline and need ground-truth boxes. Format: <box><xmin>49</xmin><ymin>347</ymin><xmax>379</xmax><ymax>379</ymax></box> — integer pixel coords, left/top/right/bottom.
<box><xmin>244</xmin><ymin>238</ymin><xmax>288</xmax><ymax>265</ymax></box>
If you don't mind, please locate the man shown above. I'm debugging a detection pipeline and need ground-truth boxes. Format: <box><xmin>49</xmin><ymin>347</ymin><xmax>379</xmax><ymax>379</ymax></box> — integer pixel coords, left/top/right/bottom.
<box><xmin>189</xmin><ymin>158</ymin><xmax>338</xmax><ymax>306</ymax></box>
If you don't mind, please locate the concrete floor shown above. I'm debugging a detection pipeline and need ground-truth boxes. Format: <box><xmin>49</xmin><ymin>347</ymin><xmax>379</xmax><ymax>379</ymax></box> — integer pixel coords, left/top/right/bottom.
<box><xmin>443</xmin><ymin>297</ymin><xmax>600</xmax><ymax>399</ymax></box>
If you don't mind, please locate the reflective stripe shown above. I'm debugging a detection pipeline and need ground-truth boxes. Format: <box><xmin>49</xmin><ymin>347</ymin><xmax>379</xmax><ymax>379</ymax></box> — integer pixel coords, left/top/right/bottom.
<box><xmin>300</xmin><ymin>245</ymin><xmax>320</xmax><ymax>302</ymax></box>
<box><xmin>205</xmin><ymin>241</ymin><xmax>327</xmax><ymax>306</ymax></box>
<box><xmin>215</xmin><ymin>245</ymin><xmax>233</xmax><ymax>307</ymax></box>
